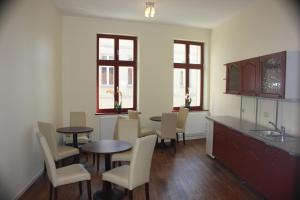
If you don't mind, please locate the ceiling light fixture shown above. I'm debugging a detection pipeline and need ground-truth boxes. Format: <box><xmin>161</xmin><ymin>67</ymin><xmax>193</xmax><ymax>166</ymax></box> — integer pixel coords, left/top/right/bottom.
<box><xmin>145</xmin><ymin>1</ymin><xmax>155</xmax><ymax>18</ymax></box>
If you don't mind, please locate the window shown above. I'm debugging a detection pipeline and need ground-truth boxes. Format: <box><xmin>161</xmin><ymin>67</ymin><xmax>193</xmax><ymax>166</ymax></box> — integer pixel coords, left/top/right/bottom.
<box><xmin>97</xmin><ymin>34</ymin><xmax>137</xmax><ymax>113</ymax></box>
<box><xmin>173</xmin><ymin>40</ymin><xmax>204</xmax><ymax>110</ymax></box>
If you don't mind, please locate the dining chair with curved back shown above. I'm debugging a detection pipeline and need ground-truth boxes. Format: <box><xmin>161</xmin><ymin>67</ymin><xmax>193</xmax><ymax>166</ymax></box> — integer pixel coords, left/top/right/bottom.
<box><xmin>128</xmin><ymin>110</ymin><xmax>155</xmax><ymax>137</ymax></box>
<box><xmin>65</xmin><ymin>112</ymin><xmax>90</xmax><ymax>145</ymax></box>
<box><xmin>156</xmin><ymin>113</ymin><xmax>177</xmax><ymax>153</ymax></box>
<box><xmin>38</xmin><ymin>121</ymin><xmax>79</xmax><ymax>165</ymax></box>
<box><xmin>102</xmin><ymin>134</ymin><xmax>157</xmax><ymax>200</ymax></box>
<box><xmin>176</xmin><ymin>107</ymin><xmax>189</xmax><ymax>145</ymax></box>
<box><xmin>111</xmin><ymin>118</ymin><xmax>139</xmax><ymax>166</ymax></box>
<box><xmin>36</xmin><ymin>133</ymin><xmax>91</xmax><ymax>200</ymax></box>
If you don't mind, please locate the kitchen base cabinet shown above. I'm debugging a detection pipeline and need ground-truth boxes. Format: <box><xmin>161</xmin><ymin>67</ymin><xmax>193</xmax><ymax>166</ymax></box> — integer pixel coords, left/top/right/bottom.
<box><xmin>212</xmin><ymin>122</ymin><xmax>300</xmax><ymax>199</ymax></box>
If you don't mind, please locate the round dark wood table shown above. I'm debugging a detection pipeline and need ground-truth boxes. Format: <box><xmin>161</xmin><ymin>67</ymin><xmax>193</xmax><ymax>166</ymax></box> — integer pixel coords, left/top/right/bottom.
<box><xmin>82</xmin><ymin>140</ymin><xmax>132</xmax><ymax>200</ymax></box>
<box><xmin>56</xmin><ymin>126</ymin><xmax>93</xmax><ymax>148</ymax></box>
<box><xmin>150</xmin><ymin>116</ymin><xmax>162</xmax><ymax>122</ymax></box>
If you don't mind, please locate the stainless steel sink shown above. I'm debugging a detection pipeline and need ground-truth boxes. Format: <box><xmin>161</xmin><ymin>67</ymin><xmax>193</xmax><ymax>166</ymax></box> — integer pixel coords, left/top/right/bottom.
<box><xmin>250</xmin><ymin>130</ymin><xmax>294</xmax><ymax>142</ymax></box>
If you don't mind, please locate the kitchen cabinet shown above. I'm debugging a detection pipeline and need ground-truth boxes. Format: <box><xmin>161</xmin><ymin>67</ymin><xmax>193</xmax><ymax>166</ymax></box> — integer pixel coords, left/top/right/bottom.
<box><xmin>258</xmin><ymin>52</ymin><xmax>286</xmax><ymax>98</ymax></box>
<box><xmin>241</xmin><ymin>58</ymin><xmax>259</xmax><ymax>96</ymax></box>
<box><xmin>226</xmin><ymin>62</ymin><xmax>241</xmax><ymax>94</ymax></box>
<box><xmin>213</xmin><ymin>122</ymin><xmax>300</xmax><ymax>199</ymax></box>
<box><xmin>225</xmin><ymin>51</ymin><xmax>300</xmax><ymax>99</ymax></box>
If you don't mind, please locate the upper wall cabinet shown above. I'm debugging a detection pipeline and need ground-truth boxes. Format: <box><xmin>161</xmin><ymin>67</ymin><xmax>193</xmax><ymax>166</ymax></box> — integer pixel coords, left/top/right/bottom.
<box><xmin>225</xmin><ymin>51</ymin><xmax>300</xmax><ymax>100</ymax></box>
<box><xmin>258</xmin><ymin>52</ymin><xmax>285</xmax><ymax>98</ymax></box>
<box><xmin>241</xmin><ymin>58</ymin><xmax>259</xmax><ymax>96</ymax></box>
<box><xmin>226</xmin><ymin>62</ymin><xmax>241</xmax><ymax>94</ymax></box>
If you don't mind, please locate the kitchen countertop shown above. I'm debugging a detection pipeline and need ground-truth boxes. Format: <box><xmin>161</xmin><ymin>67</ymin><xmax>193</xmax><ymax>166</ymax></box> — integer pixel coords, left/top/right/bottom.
<box><xmin>206</xmin><ymin>116</ymin><xmax>300</xmax><ymax>157</ymax></box>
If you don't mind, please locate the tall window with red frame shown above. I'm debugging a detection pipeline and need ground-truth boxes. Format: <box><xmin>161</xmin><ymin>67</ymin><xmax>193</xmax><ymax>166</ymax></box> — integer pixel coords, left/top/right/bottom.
<box><xmin>97</xmin><ymin>34</ymin><xmax>137</xmax><ymax>113</ymax></box>
<box><xmin>173</xmin><ymin>40</ymin><xmax>204</xmax><ymax>111</ymax></box>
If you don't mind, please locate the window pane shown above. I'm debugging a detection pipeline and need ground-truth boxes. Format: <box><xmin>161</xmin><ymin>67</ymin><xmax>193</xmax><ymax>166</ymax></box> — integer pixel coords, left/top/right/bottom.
<box><xmin>119</xmin><ymin>39</ymin><xmax>134</xmax><ymax>61</ymax></box>
<box><xmin>99</xmin><ymin>66</ymin><xmax>115</xmax><ymax>109</ymax></box>
<box><xmin>173</xmin><ymin>68</ymin><xmax>186</xmax><ymax>107</ymax></box>
<box><xmin>119</xmin><ymin>66</ymin><xmax>134</xmax><ymax>108</ymax></box>
<box><xmin>101</xmin><ymin>67</ymin><xmax>107</xmax><ymax>85</ymax></box>
<box><xmin>99</xmin><ymin>38</ymin><xmax>114</xmax><ymax>60</ymax></box>
<box><xmin>189</xmin><ymin>69</ymin><xmax>201</xmax><ymax>106</ymax></box>
<box><xmin>174</xmin><ymin>43</ymin><xmax>186</xmax><ymax>63</ymax></box>
<box><xmin>189</xmin><ymin>45</ymin><xmax>201</xmax><ymax>64</ymax></box>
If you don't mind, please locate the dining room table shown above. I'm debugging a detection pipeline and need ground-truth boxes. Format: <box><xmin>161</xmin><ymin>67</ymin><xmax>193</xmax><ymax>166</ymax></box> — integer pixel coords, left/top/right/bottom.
<box><xmin>82</xmin><ymin>139</ymin><xmax>132</xmax><ymax>200</ymax></box>
<box><xmin>56</xmin><ymin>126</ymin><xmax>93</xmax><ymax>148</ymax></box>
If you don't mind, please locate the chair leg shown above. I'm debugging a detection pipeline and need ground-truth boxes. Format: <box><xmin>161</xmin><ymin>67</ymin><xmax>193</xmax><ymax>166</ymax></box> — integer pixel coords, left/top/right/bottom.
<box><xmin>128</xmin><ymin>190</ymin><xmax>133</xmax><ymax>200</ymax></box>
<box><xmin>79</xmin><ymin>181</ymin><xmax>82</xmax><ymax>195</ymax></box>
<box><xmin>118</xmin><ymin>161</ymin><xmax>121</xmax><ymax>166</ymax></box>
<box><xmin>49</xmin><ymin>182</ymin><xmax>53</xmax><ymax>200</ymax></box>
<box><xmin>44</xmin><ymin>162</ymin><xmax>47</xmax><ymax>175</ymax></box>
<box><xmin>176</xmin><ymin>133</ymin><xmax>179</xmax><ymax>143</ymax></box>
<box><xmin>87</xmin><ymin>180</ymin><xmax>92</xmax><ymax>200</ymax></box>
<box><xmin>93</xmin><ymin>154</ymin><xmax>95</xmax><ymax>165</ymax></box>
<box><xmin>54</xmin><ymin>187</ymin><xmax>57</xmax><ymax>200</ymax></box>
<box><xmin>97</xmin><ymin>154</ymin><xmax>100</xmax><ymax>171</ymax></box>
<box><xmin>145</xmin><ymin>183</ymin><xmax>150</xmax><ymax>200</ymax></box>
<box><xmin>171</xmin><ymin>139</ymin><xmax>176</xmax><ymax>153</ymax></box>
<box><xmin>183</xmin><ymin>132</ymin><xmax>186</xmax><ymax>145</ymax></box>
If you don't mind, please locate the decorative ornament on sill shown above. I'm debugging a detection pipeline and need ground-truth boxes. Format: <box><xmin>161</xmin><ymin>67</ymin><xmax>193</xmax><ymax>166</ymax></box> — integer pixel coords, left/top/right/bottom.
<box><xmin>106</xmin><ymin>87</ymin><xmax>123</xmax><ymax>113</ymax></box>
<box><xmin>145</xmin><ymin>1</ymin><xmax>155</xmax><ymax>18</ymax></box>
<box><xmin>185</xmin><ymin>88</ymin><xmax>192</xmax><ymax>109</ymax></box>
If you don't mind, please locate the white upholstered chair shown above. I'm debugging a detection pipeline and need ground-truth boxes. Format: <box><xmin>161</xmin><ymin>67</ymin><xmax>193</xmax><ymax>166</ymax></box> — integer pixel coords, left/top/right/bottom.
<box><xmin>156</xmin><ymin>113</ymin><xmax>177</xmax><ymax>153</ymax></box>
<box><xmin>176</xmin><ymin>107</ymin><xmax>189</xmax><ymax>145</ymax></box>
<box><xmin>36</xmin><ymin>133</ymin><xmax>91</xmax><ymax>200</ymax></box>
<box><xmin>111</xmin><ymin>119</ymin><xmax>139</xmax><ymax>165</ymax></box>
<box><xmin>128</xmin><ymin>110</ymin><xmax>155</xmax><ymax>137</ymax></box>
<box><xmin>65</xmin><ymin>112</ymin><xmax>90</xmax><ymax>145</ymax></box>
<box><xmin>38</xmin><ymin>122</ymin><xmax>79</xmax><ymax>165</ymax></box>
<box><xmin>103</xmin><ymin>135</ymin><xmax>157</xmax><ymax>200</ymax></box>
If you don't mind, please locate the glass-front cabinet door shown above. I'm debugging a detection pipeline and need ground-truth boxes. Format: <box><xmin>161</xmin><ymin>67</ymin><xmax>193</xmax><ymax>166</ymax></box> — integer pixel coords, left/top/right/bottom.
<box><xmin>259</xmin><ymin>52</ymin><xmax>286</xmax><ymax>98</ymax></box>
<box><xmin>226</xmin><ymin>62</ymin><xmax>241</xmax><ymax>94</ymax></box>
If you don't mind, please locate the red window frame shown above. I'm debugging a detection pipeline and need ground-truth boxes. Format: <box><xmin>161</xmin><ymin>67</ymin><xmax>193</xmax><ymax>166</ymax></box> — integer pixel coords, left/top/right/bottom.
<box><xmin>96</xmin><ymin>34</ymin><xmax>137</xmax><ymax>113</ymax></box>
<box><xmin>173</xmin><ymin>40</ymin><xmax>204</xmax><ymax>111</ymax></box>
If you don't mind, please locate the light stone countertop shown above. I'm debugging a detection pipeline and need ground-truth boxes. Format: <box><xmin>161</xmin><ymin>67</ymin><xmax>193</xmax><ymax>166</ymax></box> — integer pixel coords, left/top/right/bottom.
<box><xmin>206</xmin><ymin>116</ymin><xmax>300</xmax><ymax>157</ymax></box>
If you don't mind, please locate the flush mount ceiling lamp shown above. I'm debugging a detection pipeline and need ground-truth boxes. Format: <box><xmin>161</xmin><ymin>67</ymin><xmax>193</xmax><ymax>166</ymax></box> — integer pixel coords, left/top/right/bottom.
<box><xmin>145</xmin><ymin>1</ymin><xmax>155</xmax><ymax>18</ymax></box>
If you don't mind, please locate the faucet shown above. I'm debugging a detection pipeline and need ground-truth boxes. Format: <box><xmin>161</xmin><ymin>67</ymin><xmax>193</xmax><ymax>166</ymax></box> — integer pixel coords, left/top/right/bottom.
<box><xmin>280</xmin><ymin>126</ymin><xmax>286</xmax><ymax>141</ymax></box>
<box><xmin>268</xmin><ymin>121</ymin><xmax>280</xmax><ymax>132</ymax></box>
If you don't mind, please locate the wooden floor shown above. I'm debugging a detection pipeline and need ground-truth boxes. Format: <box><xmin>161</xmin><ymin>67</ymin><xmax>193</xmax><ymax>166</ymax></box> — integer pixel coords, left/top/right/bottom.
<box><xmin>20</xmin><ymin>139</ymin><xmax>263</xmax><ymax>200</ymax></box>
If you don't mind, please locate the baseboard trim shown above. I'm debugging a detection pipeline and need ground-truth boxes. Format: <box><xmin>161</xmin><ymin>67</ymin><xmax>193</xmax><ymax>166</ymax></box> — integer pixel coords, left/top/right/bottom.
<box><xmin>14</xmin><ymin>168</ymin><xmax>43</xmax><ymax>200</ymax></box>
<box><xmin>178</xmin><ymin>132</ymin><xmax>206</xmax><ymax>141</ymax></box>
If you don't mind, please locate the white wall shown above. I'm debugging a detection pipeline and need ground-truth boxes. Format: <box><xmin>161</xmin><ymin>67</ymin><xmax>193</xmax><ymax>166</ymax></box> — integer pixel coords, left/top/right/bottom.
<box><xmin>210</xmin><ymin>0</ymin><xmax>300</xmax><ymax>136</ymax></box>
<box><xmin>0</xmin><ymin>0</ymin><xmax>62</xmax><ymax>198</ymax></box>
<box><xmin>62</xmin><ymin>16</ymin><xmax>211</xmax><ymax>140</ymax></box>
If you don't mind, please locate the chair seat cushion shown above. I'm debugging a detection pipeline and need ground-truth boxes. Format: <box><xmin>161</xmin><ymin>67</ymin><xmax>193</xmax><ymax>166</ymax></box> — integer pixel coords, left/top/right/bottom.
<box><xmin>56</xmin><ymin>145</ymin><xmax>79</xmax><ymax>161</ymax></box>
<box><xmin>102</xmin><ymin>165</ymin><xmax>129</xmax><ymax>189</ymax></box>
<box><xmin>140</xmin><ymin>127</ymin><xmax>155</xmax><ymax>137</ymax></box>
<box><xmin>56</xmin><ymin>164</ymin><xmax>91</xmax><ymax>187</ymax></box>
<box><xmin>176</xmin><ymin>128</ymin><xmax>184</xmax><ymax>133</ymax></box>
<box><xmin>65</xmin><ymin>135</ymin><xmax>90</xmax><ymax>144</ymax></box>
<box><xmin>111</xmin><ymin>150</ymin><xmax>132</xmax><ymax>162</ymax></box>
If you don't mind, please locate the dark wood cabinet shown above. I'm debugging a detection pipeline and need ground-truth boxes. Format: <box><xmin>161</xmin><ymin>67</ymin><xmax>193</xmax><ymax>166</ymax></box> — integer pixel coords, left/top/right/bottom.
<box><xmin>213</xmin><ymin>122</ymin><xmax>300</xmax><ymax>199</ymax></box>
<box><xmin>225</xmin><ymin>51</ymin><xmax>286</xmax><ymax>99</ymax></box>
<box><xmin>258</xmin><ymin>52</ymin><xmax>286</xmax><ymax>98</ymax></box>
<box><xmin>241</xmin><ymin>58</ymin><xmax>259</xmax><ymax>96</ymax></box>
<box><xmin>226</xmin><ymin>62</ymin><xmax>241</xmax><ymax>94</ymax></box>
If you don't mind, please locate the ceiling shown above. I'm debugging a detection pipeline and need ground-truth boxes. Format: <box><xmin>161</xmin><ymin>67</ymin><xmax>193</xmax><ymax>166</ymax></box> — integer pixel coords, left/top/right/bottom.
<box><xmin>54</xmin><ymin>0</ymin><xmax>257</xmax><ymax>28</ymax></box>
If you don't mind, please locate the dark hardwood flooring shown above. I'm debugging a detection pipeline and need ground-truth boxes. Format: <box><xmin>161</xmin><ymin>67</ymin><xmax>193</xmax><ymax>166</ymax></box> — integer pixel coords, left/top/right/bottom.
<box><xmin>20</xmin><ymin>139</ymin><xmax>263</xmax><ymax>200</ymax></box>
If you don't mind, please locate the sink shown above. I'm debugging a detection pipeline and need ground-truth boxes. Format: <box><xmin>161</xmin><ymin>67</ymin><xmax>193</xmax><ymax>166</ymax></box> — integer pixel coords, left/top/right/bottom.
<box><xmin>259</xmin><ymin>130</ymin><xmax>282</xmax><ymax>137</ymax></box>
<box><xmin>250</xmin><ymin>130</ymin><xmax>295</xmax><ymax>142</ymax></box>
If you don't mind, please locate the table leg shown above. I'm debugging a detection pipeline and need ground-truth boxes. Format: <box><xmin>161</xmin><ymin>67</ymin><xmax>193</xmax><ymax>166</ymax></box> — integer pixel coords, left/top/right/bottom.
<box><xmin>93</xmin><ymin>154</ymin><xmax>124</xmax><ymax>200</ymax></box>
<box><xmin>73</xmin><ymin>134</ymin><xmax>78</xmax><ymax>148</ymax></box>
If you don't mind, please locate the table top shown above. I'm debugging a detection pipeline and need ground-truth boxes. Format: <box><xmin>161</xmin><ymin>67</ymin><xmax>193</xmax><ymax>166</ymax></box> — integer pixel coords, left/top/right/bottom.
<box><xmin>56</xmin><ymin>126</ymin><xmax>93</xmax><ymax>134</ymax></box>
<box><xmin>150</xmin><ymin>116</ymin><xmax>162</xmax><ymax>122</ymax></box>
<box><xmin>81</xmin><ymin>139</ymin><xmax>132</xmax><ymax>154</ymax></box>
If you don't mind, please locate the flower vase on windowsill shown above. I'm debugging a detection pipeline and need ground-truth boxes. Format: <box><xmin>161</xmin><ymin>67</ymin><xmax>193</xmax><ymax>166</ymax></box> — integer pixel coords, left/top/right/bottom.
<box><xmin>115</xmin><ymin>102</ymin><xmax>122</xmax><ymax>113</ymax></box>
<box><xmin>185</xmin><ymin>91</ymin><xmax>192</xmax><ymax>109</ymax></box>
